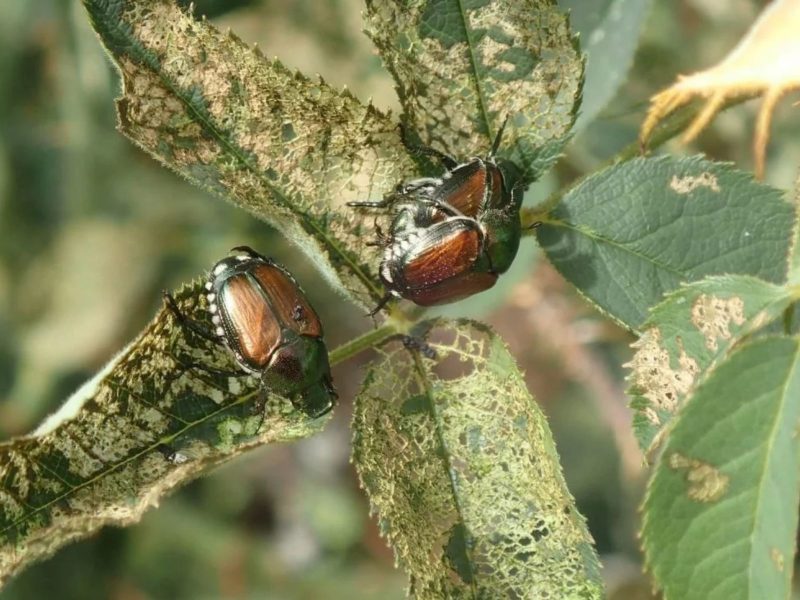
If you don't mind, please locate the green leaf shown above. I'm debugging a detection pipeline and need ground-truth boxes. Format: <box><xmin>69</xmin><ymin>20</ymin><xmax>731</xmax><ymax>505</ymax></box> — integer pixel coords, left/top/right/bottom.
<box><xmin>0</xmin><ymin>282</ymin><xmax>328</xmax><ymax>584</ymax></box>
<box><xmin>352</xmin><ymin>320</ymin><xmax>603</xmax><ymax>599</ymax></box>
<box><xmin>537</xmin><ymin>156</ymin><xmax>797</xmax><ymax>330</ymax></box>
<box><xmin>559</xmin><ymin>0</ymin><xmax>654</xmax><ymax>132</ymax></box>
<box><xmin>364</xmin><ymin>0</ymin><xmax>584</xmax><ymax>181</ymax></box>
<box><xmin>626</xmin><ymin>275</ymin><xmax>794</xmax><ymax>455</ymax></box>
<box><xmin>83</xmin><ymin>0</ymin><xmax>416</xmax><ymax>310</ymax></box>
<box><xmin>789</xmin><ymin>174</ymin><xmax>800</xmax><ymax>285</ymax></box>
<box><xmin>642</xmin><ymin>336</ymin><xmax>800</xmax><ymax>600</ymax></box>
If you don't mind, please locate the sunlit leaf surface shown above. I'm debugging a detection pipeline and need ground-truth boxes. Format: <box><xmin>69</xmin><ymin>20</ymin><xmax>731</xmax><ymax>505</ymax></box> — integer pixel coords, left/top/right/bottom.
<box><xmin>643</xmin><ymin>336</ymin><xmax>800</xmax><ymax>600</ymax></box>
<box><xmin>626</xmin><ymin>275</ymin><xmax>793</xmax><ymax>454</ymax></box>
<box><xmin>353</xmin><ymin>320</ymin><xmax>603</xmax><ymax>599</ymax></box>
<box><xmin>0</xmin><ymin>282</ymin><xmax>328</xmax><ymax>583</ymax></box>
<box><xmin>537</xmin><ymin>156</ymin><xmax>796</xmax><ymax>330</ymax></box>
<box><xmin>84</xmin><ymin>0</ymin><xmax>416</xmax><ymax>310</ymax></box>
<box><xmin>364</xmin><ymin>0</ymin><xmax>583</xmax><ymax>183</ymax></box>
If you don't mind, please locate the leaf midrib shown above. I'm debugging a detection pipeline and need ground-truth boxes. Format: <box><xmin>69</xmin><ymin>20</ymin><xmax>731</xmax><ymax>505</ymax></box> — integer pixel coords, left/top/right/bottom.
<box><xmin>411</xmin><ymin>350</ymin><xmax>479</xmax><ymax>596</ymax></box>
<box><xmin>0</xmin><ymin>360</ymin><xmax>260</xmax><ymax>539</ymax></box>
<box><xmin>113</xmin><ymin>10</ymin><xmax>383</xmax><ymax>303</ymax></box>
<box><xmin>455</xmin><ymin>0</ymin><xmax>492</xmax><ymax>143</ymax></box>
<box><xmin>745</xmin><ymin>339</ymin><xmax>799</xmax><ymax>596</ymax></box>
<box><xmin>158</xmin><ymin>79</ymin><xmax>382</xmax><ymax>301</ymax></box>
<box><xmin>546</xmin><ymin>217</ymin><xmax>687</xmax><ymax>279</ymax></box>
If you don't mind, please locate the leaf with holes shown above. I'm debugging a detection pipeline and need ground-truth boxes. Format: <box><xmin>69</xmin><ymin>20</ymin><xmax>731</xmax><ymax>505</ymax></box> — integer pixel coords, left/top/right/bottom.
<box><xmin>364</xmin><ymin>0</ymin><xmax>583</xmax><ymax>183</ymax></box>
<box><xmin>352</xmin><ymin>320</ymin><xmax>603</xmax><ymax>599</ymax></box>
<box><xmin>83</xmin><ymin>0</ymin><xmax>415</xmax><ymax>310</ymax></box>
<box><xmin>536</xmin><ymin>156</ymin><xmax>797</xmax><ymax>330</ymax></box>
<box><xmin>642</xmin><ymin>336</ymin><xmax>800</xmax><ymax>600</ymax></box>
<box><xmin>0</xmin><ymin>282</ymin><xmax>328</xmax><ymax>584</ymax></box>
<box><xmin>626</xmin><ymin>275</ymin><xmax>793</xmax><ymax>455</ymax></box>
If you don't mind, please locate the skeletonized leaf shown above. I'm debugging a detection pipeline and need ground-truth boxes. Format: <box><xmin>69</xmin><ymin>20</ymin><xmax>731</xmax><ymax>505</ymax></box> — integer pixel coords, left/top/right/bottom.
<box><xmin>352</xmin><ymin>320</ymin><xmax>603</xmax><ymax>599</ymax></box>
<box><xmin>364</xmin><ymin>0</ymin><xmax>583</xmax><ymax>182</ymax></box>
<box><xmin>642</xmin><ymin>336</ymin><xmax>800</xmax><ymax>600</ymax></box>
<box><xmin>537</xmin><ymin>156</ymin><xmax>797</xmax><ymax>330</ymax></box>
<box><xmin>83</xmin><ymin>0</ymin><xmax>415</xmax><ymax>309</ymax></box>
<box><xmin>0</xmin><ymin>283</ymin><xmax>328</xmax><ymax>584</ymax></box>
<box><xmin>626</xmin><ymin>275</ymin><xmax>793</xmax><ymax>455</ymax></box>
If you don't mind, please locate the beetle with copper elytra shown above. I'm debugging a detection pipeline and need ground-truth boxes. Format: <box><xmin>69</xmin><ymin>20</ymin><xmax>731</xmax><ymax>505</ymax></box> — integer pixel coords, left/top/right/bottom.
<box><xmin>167</xmin><ymin>247</ymin><xmax>336</xmax><ymax>418</ymax></box>
<box><xmin>349</xmin><ymin>119</ymin><xmax>522</xmax><ymax>314</ymax></box>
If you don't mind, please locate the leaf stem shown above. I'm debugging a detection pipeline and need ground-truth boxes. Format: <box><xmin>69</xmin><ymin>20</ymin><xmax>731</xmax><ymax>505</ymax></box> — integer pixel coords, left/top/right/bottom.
<box><xmin>329</xmin><ymin>323</ymin><xmax>399</xmax><ymax>366</ymax></box>
<box><xmin>408</xmin><ymin>348</ymin><xmax>478</xmax><ymax>593</ymax></box>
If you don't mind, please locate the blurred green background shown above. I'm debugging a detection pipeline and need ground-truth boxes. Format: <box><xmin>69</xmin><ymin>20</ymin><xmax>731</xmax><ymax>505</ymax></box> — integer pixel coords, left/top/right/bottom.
<box><xmin>0</xmin><ymin>1</ymin><xmax>795</xmax><ymax>598</ymax></box>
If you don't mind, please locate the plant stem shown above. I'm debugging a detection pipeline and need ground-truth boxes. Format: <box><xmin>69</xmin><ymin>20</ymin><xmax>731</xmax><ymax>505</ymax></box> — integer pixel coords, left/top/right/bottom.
<box><xmin>329</xmin><ymin>323</ymin><xmax>399</xmax><ymax>366</ymax></box>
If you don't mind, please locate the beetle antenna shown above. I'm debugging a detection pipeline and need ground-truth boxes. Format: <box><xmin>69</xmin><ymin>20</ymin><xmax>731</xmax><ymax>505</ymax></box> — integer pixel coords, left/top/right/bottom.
<box><xmin>347</xmin><ymin>198</ymin><xmax>391</xmax><ymax>209</ymax></box>
<box><xmin>490</xmin><ymin>115</ymin><xmax>509</xmax><ymax>157</ymax></box>
<box><xmin>398</xmin><ymin>122</ymin><xmax>458</xmax><ymax>171</ymax></box>
<box><xmin>163</xmin><ymin>291</ymin><xmax>187</xmax><ymax>323</ymax></box>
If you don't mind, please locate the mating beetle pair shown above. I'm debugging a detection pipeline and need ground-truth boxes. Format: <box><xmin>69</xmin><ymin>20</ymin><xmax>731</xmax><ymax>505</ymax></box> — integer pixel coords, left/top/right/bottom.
<box><xmin>167</xmin><ymin>247</ymin><xmax>336</xmax><ymax>419</ymax></box>
<box><xmin>350</xmin><ymin>119</ymin><xmax>522</xmax><ymax>314</ymax></box>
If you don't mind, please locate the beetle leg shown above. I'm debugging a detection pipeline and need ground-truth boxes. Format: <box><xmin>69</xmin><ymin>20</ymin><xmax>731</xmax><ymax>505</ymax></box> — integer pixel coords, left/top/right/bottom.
<box><xmin>425</xmin><ymin>198</ymin><xmax>466</xmax><ymax>218</ymax></box>
<box><xmin>163</xmin><ymin>291</ymin><xmax>192</xmax><ymax>325</ymax></box>
<box><xmin>324</xmin><ymin>376</ymin><xmax>338</xmax><ymax>400</ymax></box>
<box><xmin>163</xmin><ymin>291</ymin><xmax>220</xmax><ymax>344</ymax></box>
<box><xmin>364</xmin><ymin>219</ymin><xmax>392</xmax><ymax>247</ymax></box>
<box><xmin>166</xmin><ymin>346</ymin><xmax>250</xmax><ymax>380</ymax></box>
<box><xmin>250</xmin><ymin>390</ymin><xmax>268</xmax><ymax>434</ymax></box>
<box><xmin>402</xmin><ymin>335</ymin><xmax>437</xmax><ymax>359</ymax></box>
<box><xmin>475</xmin><ymin>228</ymin><xmax>498</xmax><ymax>274</ymax></box>
<box><xmin>398</xmin><ymin>122</ymin><xmax>459</xmax><ymax>171</ymax></box>
<box><xmin>367</xmin><ymin>292</ymin><xmax>394</xmax><ymax>317</ymax></box>
<box><xmin>347</xmin><ymin>198</ymin><xmax>393</xmax><ymax>209</ymax></box>
<box><xmin>376</xmin><ymin>221</ymin><xmax>386</xmax><ymax>240</ymax></box>
<box><xmin>490</xmin><ymin>115</ymin><xmax>510</xmax><ymax>157</ymax></box>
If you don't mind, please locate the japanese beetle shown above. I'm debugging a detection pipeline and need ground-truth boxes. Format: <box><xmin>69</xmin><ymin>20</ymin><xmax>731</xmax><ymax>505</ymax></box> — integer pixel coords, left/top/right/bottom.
<box><xmin>169</xmin><ymin>247</ymin><xmax>336</xmax><ymax>418</ymax></box>
<box><xmin>350</xmin><ymin>120</ymin><xmax>521</xmax><ymax>313</ymax></box>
